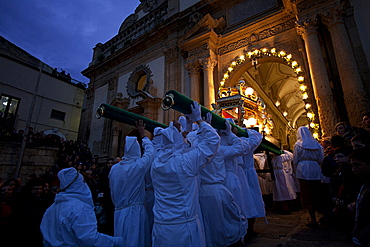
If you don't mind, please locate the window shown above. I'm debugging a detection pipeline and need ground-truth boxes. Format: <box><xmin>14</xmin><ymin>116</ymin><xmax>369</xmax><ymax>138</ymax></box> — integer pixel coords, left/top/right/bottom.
<box><xmin>50</xmin><ymin>109</ymin><xmax>66</xmax><ymax>121</ymax></box>
<box><xmin>0</xmin><ymin>94</ymin><xmax>20</xmax><ymax>129</ymax></box>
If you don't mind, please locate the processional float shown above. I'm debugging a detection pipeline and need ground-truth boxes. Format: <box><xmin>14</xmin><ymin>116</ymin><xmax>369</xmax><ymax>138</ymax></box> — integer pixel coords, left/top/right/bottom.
<box><xmin>96</xmin><ymin>90</ymin><xmax>283</xmax><ymax>155</ymax></box>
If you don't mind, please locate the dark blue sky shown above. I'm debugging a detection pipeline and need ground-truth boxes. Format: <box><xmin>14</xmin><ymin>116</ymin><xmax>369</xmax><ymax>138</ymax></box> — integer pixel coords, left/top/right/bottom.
<box><xmin>0</xmin><ymin>0</ymin><xmax>140</xmax><ymax>84</ymax></box>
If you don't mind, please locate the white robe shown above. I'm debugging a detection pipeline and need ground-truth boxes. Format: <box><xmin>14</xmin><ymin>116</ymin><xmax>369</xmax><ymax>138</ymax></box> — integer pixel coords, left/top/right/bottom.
<box><xmin>221</xmin><ymin>132</ymin><xmax>251</xmax><ymax>220</ymax></box>
<box><xmin>239</xmin><ymin>130</ymin><xmax>266</xmax><ymax>218</ymax></box>
<box><xmin>40</xmin><ymin>168</ymin><xmax>123</xmax><ymax>247</ymax></box>
<box><xmin>151</xmin><ymin>122</ymin><xmax>220</xmax><ymax>247</ymax></box>
<box><xmin>199</xmin><ymin>135</ymin><xmax>247</xmax><ymax>246</ymax></box>
<box><xmin>293</xmin><ymin>127</ymin><xmax>325</xmax><ymax>180</ymax></box>
<box><xmin>109</xmin><ymin>137</ymin><xmax>156</xmax><ymax>247</ymax></box>
<box><xmin>271</xmin><ymin>151</ymin><xmax>297</xmax><ymax>201</ymax></box>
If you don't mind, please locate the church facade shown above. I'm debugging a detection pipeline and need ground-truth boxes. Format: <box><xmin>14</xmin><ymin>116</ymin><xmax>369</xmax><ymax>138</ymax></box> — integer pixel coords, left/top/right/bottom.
<box><xmin>81</xmin><ymin>0</ymin><xmax>370</xmax><ymax>158</ymax></box>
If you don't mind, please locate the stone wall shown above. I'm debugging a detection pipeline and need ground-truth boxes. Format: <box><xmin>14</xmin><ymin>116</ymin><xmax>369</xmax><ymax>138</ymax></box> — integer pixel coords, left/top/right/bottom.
<box><xmin>0</xmin><ymin>142</ymin><xmax>58</xmax><ymax>183</ymax></box>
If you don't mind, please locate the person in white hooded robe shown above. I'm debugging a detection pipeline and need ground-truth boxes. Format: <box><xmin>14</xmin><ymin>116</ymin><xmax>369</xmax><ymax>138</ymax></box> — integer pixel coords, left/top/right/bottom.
<box><xmin>40</xmin><ymin>167</ymin><xmax>123</xmax><ymax>247</ymax></box>
<box><xmin>271</xmin><ymin>150</ymin><xmax>296</xmax><ymax>214</ymax></box>
<box><xmin>109</xmin><ymin>120</ymin><xmax>156</xmax><ymax>247</ymax></box>
<box><xmin>151</xmin><ymin>102</ymin><xmax>220</xmax><ymax>247</ymax></box>
<box><xmin>198</xmin><ymin>116</ymin><xmax>248</xmax><ymax>247</ymax></box>
<box><xmin>238</xmin><ymin>128</ymin><xmax>266</xmax><ymax>239</ymax></box>
<box><xmin>293</xmin><ymin>126</ymin><xmax>324</xmax><ymax>228</ymax></box>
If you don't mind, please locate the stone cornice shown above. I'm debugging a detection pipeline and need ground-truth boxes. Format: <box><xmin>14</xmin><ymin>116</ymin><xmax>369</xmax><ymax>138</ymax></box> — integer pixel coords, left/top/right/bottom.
<box><xmin>219</xmin><ymin>16</ymin><xmax>296</xmax><ymax>55</ymax></box>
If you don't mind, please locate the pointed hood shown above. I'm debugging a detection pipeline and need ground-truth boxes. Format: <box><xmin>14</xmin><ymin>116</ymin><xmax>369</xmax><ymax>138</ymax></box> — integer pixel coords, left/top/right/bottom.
<box><xmin>153</xmin><ymin>127</ymin><xmax>164</xmax><ymax>150</ymax></box>
<box><xmin>157</xmin><ymin>126</ymin><xmax>186</xmax><ymax>163</ymax></box>
<box><xmin>124</xmin><ymin>136</ymin><xmax>141</xmax><ymax>159</ymax></box>
<box><xmin>178</xmin><ymin>116</ymin><xmax>187</xmax><ymax>132</ymax></box>
<box><xmin>295</xmin><ymin>126</ymin><xmax>322</xmax><ymax>150</ymax></box>
<box><xmin>55</xmin><ymin>167</ymin><xmax>93</xmax><ymax>207</ymax></box>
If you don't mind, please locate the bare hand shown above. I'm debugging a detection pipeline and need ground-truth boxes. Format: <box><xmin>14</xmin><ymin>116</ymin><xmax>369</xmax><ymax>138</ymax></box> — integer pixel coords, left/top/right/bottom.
<box><xmin>173</xmin><ymin>120</ymin><xmax>182</xmax><ymax>132</ymax></box>
<box><xmin>136</xmin><ymin>120</ymin><xmax>146</xmax><ymax>138</ymax></box>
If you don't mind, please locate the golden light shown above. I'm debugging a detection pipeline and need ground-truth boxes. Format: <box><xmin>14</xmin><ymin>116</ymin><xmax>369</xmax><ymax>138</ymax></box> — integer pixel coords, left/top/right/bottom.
<box><xmin>313</xmin><ymin>132</ymin><xmax>319</xmax><ymax>139</ymax></box>
<box><xmin>245</xmin><ymin>87</ymin><xmax>254</xmax><ymax>95</ymax></box>
<box><xmin>223</xmin><ymin>73</ymin><xmax>229</xmax><ymax>79</ymax></box>
<box><xmin>305</xmin><ymin>103</ymin><xmax>311</xmax><ymax>109</ymax></box>
<box><xmin>279</xmin><ymin>51</ymin><xmax>286</xmax><ymax>56</ymax></box>
<box><xmin>253</xmin><ymin>49</ymin><xmax>259</xmax><ymax>55</ymax></box>
<box><xmin>291</xmin><ymin>61</ymin><xmax>298</xmax><ymax>67</ymax></box>
<box><xmin>298</xmin><ymin>76</ymin><xmax>304</xmax><ymax>82</ymax></box>
<box><xmin>240</xmin><ymin>55</ymin><xmax>245</xmax><ymax>60</ymax></box>
<box><xmin>300</xmin><ymin>85</ymin><xmax>307</xmax><ymax>91</ymax></box>
<box><xmin>248</xmin><ymin>117</ymin><xmax>257</xmax><ymax>126</ymax></box>
<box><xmin>271</xmin><ymin>48</ymin><xmax>276</xmax><ymax>53</ymax></box>
<box><xmin>220</xmin><ymin>81</ymin><xmax>225</xmax><ymax>87</ymax></box>
<box><xmin>247</xmin><ymin>52</ymin><xmax>253</xmax><ymax>57</ymax></box>
<box><xmin>307</xmin><ymin>112</ymin><xmax>314</xmax><ymax>119</ymax></box>
<box><xmin>235</xmin><ymin>108</ymin><xmax>239</xmax><ymax>114</ymax></box>
<box><xmin>228</xmin><ymin>67</ymin><xmax>233</xmax><ymax>72</ymax></box>
<box><xmin>275</xmin><ymin>101</ymin><xmax>281</xmax><ymax>107</ymax></box>
<box><xmin>310</xmin><ymin>122</ymin><xmax>316</xmax><ymax>128</ymax></box>
<box><xmin>295</xmin><ymin>67</ymin><xmax>302</xmax><ymax>73</ymax></box>
<box><xmin>262</xmin><ymin>48</ymin><xmax>268</xmax><ymax>53</ymax></box>
<box><xmin>286</xmin><ymin>54</ymin><xmax>292</xmax><ymax>60</ymax></box>
<box><xmin>302</xmin><ymin>92</ymin><xmax>308</xmax><ymax>99</ymax></box>
<box><xmin>283</xmin><ymin>111</ymin><xmax>288</xmax><ymax>117</ymax></box>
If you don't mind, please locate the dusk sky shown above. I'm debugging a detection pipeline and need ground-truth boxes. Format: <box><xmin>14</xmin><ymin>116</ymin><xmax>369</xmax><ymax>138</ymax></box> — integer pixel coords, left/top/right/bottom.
<box><xmin>0</xmin><ymin>0</ymin><xmax>141</xmax><ymax>84</ymax></box>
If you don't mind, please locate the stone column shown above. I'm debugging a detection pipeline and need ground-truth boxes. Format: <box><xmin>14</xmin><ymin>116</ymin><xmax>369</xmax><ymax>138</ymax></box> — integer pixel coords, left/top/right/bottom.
<box><xmin>296</xmin><ymin>18</ymin><xmax>338</xmax><ymax>137</ymax></box>
<box><xmin>321</xmin><ymin>4</ymin><xmax>370</xmax><ymax>126</ymax></box>
<box><xmin>200</xmin><ymin>57</ymin><xmax>217</xmax><ymax>109</ymax></box>
<box><xmin>185</xmin><ymin>60</ymin><xmax>201</xmax><ymax>102</ymax></box>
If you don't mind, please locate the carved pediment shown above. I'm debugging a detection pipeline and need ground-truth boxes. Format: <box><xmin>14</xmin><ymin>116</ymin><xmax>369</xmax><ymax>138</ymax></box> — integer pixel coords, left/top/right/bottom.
<box><xmin>179</xmin><ymin>14</ymin><xmax>225</xmax><ymax>45</ymax></box>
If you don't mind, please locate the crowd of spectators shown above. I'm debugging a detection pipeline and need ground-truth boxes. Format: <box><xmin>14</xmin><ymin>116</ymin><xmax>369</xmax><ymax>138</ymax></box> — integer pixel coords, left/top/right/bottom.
<box><xmin>0</xmin><ymin>126</ymin><xmax>61</xmax><ymax>147</ymax></box>
<box><xmin>0</xmin><ymin>125</ymin><xmax>122</xmax><ymax>245</ymax></box>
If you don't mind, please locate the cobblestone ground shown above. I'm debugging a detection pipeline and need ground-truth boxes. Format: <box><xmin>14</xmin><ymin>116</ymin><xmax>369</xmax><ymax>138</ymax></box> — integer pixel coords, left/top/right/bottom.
<box><xmin>244</xmin><ymin>209</ymin><xmax>357</xmax><ymax>247</ymax></box>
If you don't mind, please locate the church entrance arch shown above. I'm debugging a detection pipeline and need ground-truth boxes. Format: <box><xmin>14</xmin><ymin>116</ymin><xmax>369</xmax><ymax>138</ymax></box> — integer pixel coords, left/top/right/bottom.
<box><xmin>216</xmin><ymin>48</ymin><xmax>320</xmax><ymax>148</ymax></box>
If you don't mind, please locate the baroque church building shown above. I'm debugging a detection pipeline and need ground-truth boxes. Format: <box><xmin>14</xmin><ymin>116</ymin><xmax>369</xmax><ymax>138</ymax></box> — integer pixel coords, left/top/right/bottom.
<box><xmin>81</xmin><ymin>0</ymin><xmax>370</xmax><ymax>158</ymax></box>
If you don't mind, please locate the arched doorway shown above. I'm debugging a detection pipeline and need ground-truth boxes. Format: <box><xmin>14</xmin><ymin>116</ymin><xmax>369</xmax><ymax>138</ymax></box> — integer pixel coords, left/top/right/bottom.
<box><xmin>216</xmin><ymin>48</ymin><xmax>319</xmax><ymax>148</ymax></box>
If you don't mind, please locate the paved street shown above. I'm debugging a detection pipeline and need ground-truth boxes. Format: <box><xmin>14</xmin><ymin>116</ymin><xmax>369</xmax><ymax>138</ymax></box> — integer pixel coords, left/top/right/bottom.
<box><xmin>244</xmin><ymin>209</ymin><xmax>357</xmax><ymax>247</ymax></box>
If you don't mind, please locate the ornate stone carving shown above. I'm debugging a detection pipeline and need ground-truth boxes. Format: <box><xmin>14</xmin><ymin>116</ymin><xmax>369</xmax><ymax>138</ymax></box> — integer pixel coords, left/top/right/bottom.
<box><xmin>186</xmin><ymin>8</ymin><xmax>203</xmax><ymax>32</ymax></box>
<box><xmin>164</xmin><ymin>45</ymin><xmax>179</xmax><ymax>62</ymax></box>
<box><xmin>320</xmin><ymin>3</ymin><xmax>345</xmax><ymax>29</ymax></box>
<box><xmin>108</xmin><ymin>76</ymin><xmax>118</xmax><ymax>91</ymax></box>
<box><xmin>295</xmin><ymin>17</ymin><xmax>319</xmax><ymax>36</ymax></box>
<box><xmin>219</xmin><ymin>18</ymin><xmax>296</xmax><ymax>55</ymax></box>
<box><xmin>189</xmin><ymin>44</ymin><xmax>210</xmax><ymax>57</ymax></box>
<box><xmin>200</xmin><ymin>57</ymin><xmax>217</xmax><ymax>70</ymax></box>
<box><xmin>126</xmin><ymin>65</ymin><xmax>154</xmax><ymax>98</ymax></box>
<box><xmin>185</xmin><ymin>61</ymin><xmax>201</xmax><ymax>75</ymax></box>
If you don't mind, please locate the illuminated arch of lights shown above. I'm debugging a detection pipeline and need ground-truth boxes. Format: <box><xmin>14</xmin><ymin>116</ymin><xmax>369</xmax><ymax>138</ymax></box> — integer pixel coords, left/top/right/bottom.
<box><xmin>218</xmin><ymin>47</ymin><xmax>320</xmax><ymax>139</ymax></box>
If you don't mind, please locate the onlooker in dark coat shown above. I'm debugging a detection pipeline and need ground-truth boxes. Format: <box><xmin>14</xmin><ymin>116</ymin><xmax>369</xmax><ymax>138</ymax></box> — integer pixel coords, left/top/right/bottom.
<box><xmin>350</xmin><ymin>147</ymin><xmax>370</xmax><ymax>246</ymax></box>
